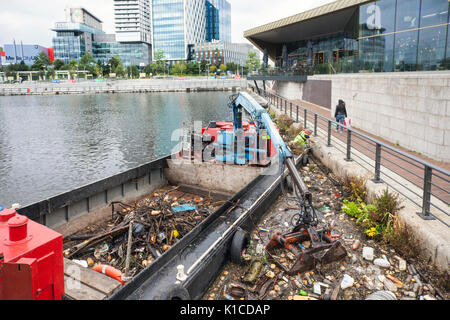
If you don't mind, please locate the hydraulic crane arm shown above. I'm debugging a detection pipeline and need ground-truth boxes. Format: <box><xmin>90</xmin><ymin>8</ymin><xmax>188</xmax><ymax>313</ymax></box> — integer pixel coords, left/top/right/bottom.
<box><xmin>230</xmin><ymin>92</ymin><xmax>312</xmax><ymax>204</ymax></box>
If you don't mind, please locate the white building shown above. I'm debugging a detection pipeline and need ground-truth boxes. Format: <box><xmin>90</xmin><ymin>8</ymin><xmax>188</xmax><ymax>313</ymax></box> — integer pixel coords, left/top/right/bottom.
<box><xmin>114</xmin><ymin>0</ymin><xmax>152</xmax><ymax>44</ymax></box>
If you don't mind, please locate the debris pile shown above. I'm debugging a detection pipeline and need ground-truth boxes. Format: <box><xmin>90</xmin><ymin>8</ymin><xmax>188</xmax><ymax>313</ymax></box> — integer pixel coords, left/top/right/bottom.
<box><xmin>64</xmin><ymin>186</ymin><xmax>220</xmax><ymax>281</ymax></box>
<box><xmin>203</xmin><ymin>158</ymin><xmax>448</xmax><ymax>301</ymax></box>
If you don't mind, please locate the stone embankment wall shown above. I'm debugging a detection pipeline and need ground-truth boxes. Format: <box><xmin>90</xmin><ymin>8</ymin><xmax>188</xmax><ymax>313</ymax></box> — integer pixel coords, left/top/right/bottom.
<box><xmin>274</xmin><ymin>71</ymin><xmax>450</xmax><ymax>162</ymax></box>
<box><xmin>0</xmin><ymin>78</ymin><xmax>248</xmax><ymax>96</ymax></box>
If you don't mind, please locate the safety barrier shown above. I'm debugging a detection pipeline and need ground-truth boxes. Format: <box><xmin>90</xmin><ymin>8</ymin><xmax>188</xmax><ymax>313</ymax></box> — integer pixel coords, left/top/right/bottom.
<box><xmin>249</xmin><ymin>85</ymin><xmax>450</xmax><ymax>228</ymax></box>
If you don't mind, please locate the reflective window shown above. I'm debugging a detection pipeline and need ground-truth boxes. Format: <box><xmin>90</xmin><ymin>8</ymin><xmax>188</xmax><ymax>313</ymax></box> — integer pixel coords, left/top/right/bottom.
<box><xmin>418</xmin><ymin>26</ymin><xmax>447</xmax><ymax>70</ymax></box>
<box><xmin>382</xmin><ymin>34</ymin><xmax>395</xmax><ymax>72</ymax></box>
<box><xmin>394</xmin><ymin>30</ymin><xmax>419</xmax><ymax>71</ymax></box>
<box><xmin>376</xmin><ymin>0</ymin><xmax>397</xmax><ymax>34</ymax></box>
<box><xmin>420</xmin><ymin>0</ymin><xmax>448</xmax><ymax>27</ymax></box>
<box><xmin>396</xmin><ymin>0</ymin><xmax>420</xmax><ymax>31</ymax></box>
<box><xmin>446</xmin><ymin>23</ymin><xmax>450</xmax><ymax>69</ymax></box>
<box><xmin>360</xmin><ymin>0</ymin><xmax>396</xmax><ymax>36</ymax></box>
<box><xmin>152</xmin><ymin>0</ymin><xmax>186</xmax><ymax>60</ymax></box>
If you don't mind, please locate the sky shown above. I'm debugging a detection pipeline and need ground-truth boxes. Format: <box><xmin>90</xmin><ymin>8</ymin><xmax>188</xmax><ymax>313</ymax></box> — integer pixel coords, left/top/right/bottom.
<box><xmin>0</xmin><ymin>0</ymin><xmax>335</xmax><ymax>49</ymax></box>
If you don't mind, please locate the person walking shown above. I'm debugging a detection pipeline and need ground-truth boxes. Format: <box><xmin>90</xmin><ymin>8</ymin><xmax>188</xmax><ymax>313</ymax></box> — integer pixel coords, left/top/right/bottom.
<box><xmin>334</xmin><ymin>99</ymin><xmax>347</xmax><ymax>133</ymax></box>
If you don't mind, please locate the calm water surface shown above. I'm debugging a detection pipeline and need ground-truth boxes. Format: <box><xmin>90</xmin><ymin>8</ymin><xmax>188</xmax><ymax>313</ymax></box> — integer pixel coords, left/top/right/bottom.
<box><xmin>0</xmin><ymin>92</ymin><xmax>232</xmax><ymax>207</ymax></box>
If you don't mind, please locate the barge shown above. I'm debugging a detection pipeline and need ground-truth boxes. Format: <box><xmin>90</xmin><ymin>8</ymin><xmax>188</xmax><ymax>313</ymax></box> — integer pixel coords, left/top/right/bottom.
<box><xmin>0</xmin><ymin>92</ymin><xmax>337</xmax><ymax>300</ymax></box>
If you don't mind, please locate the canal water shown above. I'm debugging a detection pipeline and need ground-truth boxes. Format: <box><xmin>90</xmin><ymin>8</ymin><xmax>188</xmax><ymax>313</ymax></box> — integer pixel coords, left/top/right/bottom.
<box><xmin>0</xmin><ymin>92</ymin><xmax>232</xmax><ymax>207</ymax></box>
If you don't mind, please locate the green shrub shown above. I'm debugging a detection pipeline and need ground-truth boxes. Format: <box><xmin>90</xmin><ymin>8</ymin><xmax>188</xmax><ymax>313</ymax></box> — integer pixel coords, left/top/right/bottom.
<box><xmin>276</xmin><ymin>114</ymin><xmax>294</xmax><ymax>136</ymax></box>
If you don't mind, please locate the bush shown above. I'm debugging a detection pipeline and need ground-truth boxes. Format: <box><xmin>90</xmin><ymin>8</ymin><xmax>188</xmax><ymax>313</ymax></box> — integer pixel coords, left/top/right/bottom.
<box><xmin>342</xmin><ymin>176</ymin><xmax>368</xmax><ymax>203</ymax></box>
<box><xmin>276</xmin><ymin>114</ymin><xmax>294</xmax><ymax>136</ymax></box>
<box><xmin>286</xmin><ymin>124</ymin><xmax>303</xmax><ymax>140</ymax></box>
<box><xmin>342</xmin><ymin>188</ymin><xmax>406</xmax><ymax>242</ymax></box>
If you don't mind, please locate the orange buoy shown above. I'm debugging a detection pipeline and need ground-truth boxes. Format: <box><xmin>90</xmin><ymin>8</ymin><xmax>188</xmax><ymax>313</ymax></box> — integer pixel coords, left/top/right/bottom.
<box><xmin>93</xmin><ymin>265</ymin><xmax>124</xmax><ymax>285</ymax></box>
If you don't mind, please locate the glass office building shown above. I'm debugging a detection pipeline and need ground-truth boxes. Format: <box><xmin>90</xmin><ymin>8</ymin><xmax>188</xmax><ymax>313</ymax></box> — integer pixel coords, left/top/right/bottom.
<box><xmin>152</xmin><ymin>0</ymin><xmax>231</xmax><ymax>62</ymax></box>
<box><xmin>206</xmin><ymin>0</ymin><xmax>231</xmax><ymax>42</ymax></box>
<box><xmin>152</xmin><ymin>0</ymin><xmax>187</xmax><ymax>61</ymax></box>
<box><xmin>93</xmin><ymin>41</ymin><xmax>151</xmax><ymax>66</ymax></box>
<box><xmin>53</xmin><ymin>7</ymin><xmax>151</xmax><ymax>67</ymax></box>
<box><xmin>245</xmin><ymin>0</ymin><xmax>450</xmax><ymax>74</ymax></box>
<box><xmin>52</xmin><ymin>22</ymin><xmax>103</xmax><ymax>64</ymax></box>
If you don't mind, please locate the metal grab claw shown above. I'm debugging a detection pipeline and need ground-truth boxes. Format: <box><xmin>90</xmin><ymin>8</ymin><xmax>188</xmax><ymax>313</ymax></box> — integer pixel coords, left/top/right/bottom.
<box><xmin>266</xmin><ymin>226</ymin><xmax>348</xmax><ymax>276</ymax></box>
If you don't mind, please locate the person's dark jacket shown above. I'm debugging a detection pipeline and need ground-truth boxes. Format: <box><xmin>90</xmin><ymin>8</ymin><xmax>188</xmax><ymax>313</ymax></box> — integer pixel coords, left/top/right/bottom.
<box><xmin>335</xmin><ymin>101</ymin><xmax>347</xmax><ymax>118</ymax></box>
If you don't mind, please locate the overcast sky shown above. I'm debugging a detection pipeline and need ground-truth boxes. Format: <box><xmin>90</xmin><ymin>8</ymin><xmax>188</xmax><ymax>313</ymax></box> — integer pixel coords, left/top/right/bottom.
<box><xmin>0</xmin><ymin>0</ymin><xmax>335</xmax><ymax>49</ymax></box>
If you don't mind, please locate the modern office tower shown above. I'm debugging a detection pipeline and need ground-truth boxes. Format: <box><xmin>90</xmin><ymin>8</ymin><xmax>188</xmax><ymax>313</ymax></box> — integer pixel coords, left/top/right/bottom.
<box><xmin>52</xmin><ymin>7</ymin><xmax>104</xmax><ymax>64</ymax></box>
<box><xmin>53</xmin><ymin>6</ymin><xmax>151</xmax><ymax>66</ymax></box>
<box><xmin>152</xmin><ymin>0</ymin><xmax>203</xmax><ymax>61</ymax></box>
<box><xmin>152</xmin><ymin>0</ymin><xmax>231</xmax><ymax>62</ymax></box>
<box><xmin>114</xmin><ymin>0</ymin><xmax>152</xmax><ymax>44</ymax></box>
<box><xmin>205</xmin><ymin>0</ymin><xmax>231</xmax><ymax>42</ymax></box>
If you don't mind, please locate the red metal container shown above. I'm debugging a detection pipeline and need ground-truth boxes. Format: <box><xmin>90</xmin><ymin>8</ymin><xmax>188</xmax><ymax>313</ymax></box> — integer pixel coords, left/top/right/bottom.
<box><xmin>0</xmin><ymin>209</ymin><xmax>64</xmax><ymax>300</ymax></box>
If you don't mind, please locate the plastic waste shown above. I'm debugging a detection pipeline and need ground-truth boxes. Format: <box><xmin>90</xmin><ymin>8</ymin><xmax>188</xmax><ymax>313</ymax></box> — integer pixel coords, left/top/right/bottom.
<box><xmin>362</xmin><ymin>247</ymin><xmax>374</xmax><ymax>261</ymax></box>
<box><xmin>132</xmin><ymin>223</ymin><xmax>146</xmax><ymax>237</ymax></box>
<box><xmin>340</xmin><ymin>274</ymin><xmax>354</xmax><ymax>290</ymax></box>
<box><xmin>72</xmin><ymin>260</ymin><xmax>88</xmax><ymax>268</ymax></box>
<box><xmin>365</xmin><ymin>290</ymin><xmax>397</xmax><ymax>300</ymax></box>
<box><xmin>172</xmin><ymin>204</ymin><xmax>197</xmax><ymax>213</ymax></box>
<box><xmin>374</xmin><ymin>258</ymin><xmax>391</xmax><ymax>268</ymax></box>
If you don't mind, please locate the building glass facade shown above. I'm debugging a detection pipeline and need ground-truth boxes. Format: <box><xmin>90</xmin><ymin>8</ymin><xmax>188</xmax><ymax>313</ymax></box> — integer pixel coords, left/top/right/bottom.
<box><xmin>53</xmin><ymin>7</ymin><xmax>151</xmax><ymax>67</ymax></box>
<box><xmin>152</xmin><ymin>0</ymin><xmax>186</xmax><ymax>60</ymax></box>
<box><xmin>152</xmin><ymin>0</ymin><xmax>231</xmax><ymax>61</ymax></box>
<box><xmin>276</xmin><ymin>0</ymin><xmax>450</xmax><ymax>74</ymax></box>
<box><xmin>93</xmin><ymin>42</ymin><xmax>151</xmax><ymax>66</ymax></box>
<box><xmin>206</xmin><ymin>0</ymin><xmax>231</xmax><ymax>42</ymax></box>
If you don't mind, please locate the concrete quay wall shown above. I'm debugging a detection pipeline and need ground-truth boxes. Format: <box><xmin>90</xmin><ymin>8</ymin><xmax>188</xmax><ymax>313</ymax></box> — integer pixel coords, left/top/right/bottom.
<box><xmin>0</xmin><ymin>78</ymin><xmax>248</xmax><ymax>96</ymax></box>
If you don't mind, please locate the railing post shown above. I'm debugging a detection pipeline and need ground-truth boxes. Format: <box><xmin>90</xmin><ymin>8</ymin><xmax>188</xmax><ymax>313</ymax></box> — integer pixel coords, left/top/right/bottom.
<box><xmin>372</xmin><ymin>144</ymin><xmax>383</xmax><ymax>183</ymax></box>
<box><xmin>417</xmin><ymin>166</ymin><xmax>435</xmax><ymax>220</ymax></box>
<box><xmin>296</xmin><ymin>105</ymin><xmax>299</xmax><ymax>123</ymax></box>
<box><xmin>314</xmin><ymin>114</ymin><xmax>318</xmax><ymax>136</ymax></box>
<box><xmin>345</xmin><ymin>129</ymin><xmax>353</xmax><ymax>162</ymax></box>
<box><xmin>285</xmin><ymin>100</ymin><xmax>287</xmax><ymax>114</ymax></box>
<box><xmin>290</xmin><ymin>103</ymin><xmax>292</xmax><ymax>118</ymax></box>
<box><xmin>304</xmin><ymin>109</ymin><xmax>307</xmax><ymax>128</ymax></box>
<box><xmin>327</xmin><ymin>121</ymin><xmax>332</xmax><ymax>147</ymax></box>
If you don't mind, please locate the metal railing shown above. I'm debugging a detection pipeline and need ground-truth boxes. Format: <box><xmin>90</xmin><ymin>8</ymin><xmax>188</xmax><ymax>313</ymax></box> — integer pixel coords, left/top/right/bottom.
<box><xmin>249</xmin><ymin>84</ymin><xmax>450</xmax><ymax>228</ymax></box>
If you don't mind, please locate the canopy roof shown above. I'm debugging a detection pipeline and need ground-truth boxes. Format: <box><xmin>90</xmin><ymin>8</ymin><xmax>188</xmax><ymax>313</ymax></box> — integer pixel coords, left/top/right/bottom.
<box><xmin>244</xmin><ymin>0</ymin><xmax>373</xmax><ymax>60</ymax></box>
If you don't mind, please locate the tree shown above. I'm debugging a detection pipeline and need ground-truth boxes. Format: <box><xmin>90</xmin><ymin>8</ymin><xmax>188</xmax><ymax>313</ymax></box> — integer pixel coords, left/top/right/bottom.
<box><xmin>226</xmin><ymin>62</ymin><xmax>240</xmax><ymax>74</ymax></box>
<box><xmin>200</xmin><ymin>60</ymin><xmax>208</xmax><ymax>73</ymax></box>
<box><xmin>209</xmin><ymin>65</ymin><xmax>217</xmax><ymax>74</ymax></box>
<box><xmin>126</xmin><ymin>65</ymin><xmax>139</xmax><ymax>78</ymax></box>
<box><xmin>32</xmin><ymin>52</ymin><xmax>51</xmax><ymax>71</ymax></box>
<box><xmin>67</xmin><ymin>59</ymin><xmax>78</xmax><ymax>78</ymax></box>
<box><xmin>79</xmin><ymin>53</ymin><xmax>96</xmax><ymax>74</ymax></box>
<box><xmin>94</xmin><ymin>65</ymin><xmax>103</xmax><ymax>78</ymax></box>
<box><xmin>172</xmin><ymin>62</ymin><xmax>187</xmax><ymax>75</ymax></box>
<box><xmin>143</xmin><ymin>64</ymin><xmax>154</xmax><ymax>76</ymax></box>
<box><xmin>108</xmin><ymin>55</ymin><xmax>121</xmax><ymax>70</ymax></box>
<box><xmin>245</xmin><ymin>51</ymin><xmax>261</xmax><ymax>73</ymax></box>
<box><xmin>153</xmin><ymin>49</ymin><xmax>167</xmax><ymax>75</ymax></box>
<box><xmin>68</xmin><ymin>59</ymin><xmax>78</xmax><ymax>71</ymax></box>
<box><xmin>53</xmin><ymin>59</ymin><xmax>65</xmax><ymax>70</ymax></box>
<box><xmin>219</xmin><ymin>64</ymin><xmax>227</xmax><ymax>74</ymax></box>
<box><xmin>114</xmin><ymin>60</ymin><xmax>125</xmax><ymax>77</ymax></box>
<box><xmin>186</xmin><ymin>61</ymin><xmax>200</xmax><ymax>75</ymax></box>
